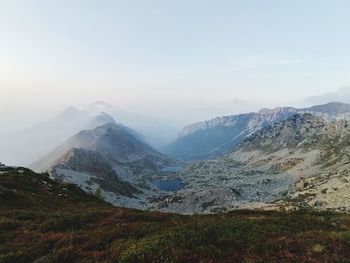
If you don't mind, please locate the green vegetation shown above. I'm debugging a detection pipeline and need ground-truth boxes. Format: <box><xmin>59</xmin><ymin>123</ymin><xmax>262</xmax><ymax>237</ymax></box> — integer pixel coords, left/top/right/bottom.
<box><xmin>94</xmin><ymin>186</ymin><xmax>104</xmax><ymax>201</ymax></box>
<box><xmin>1</xmin><ymin>168</ymin><xmax>350</xmax><ymax>262</ymax></box>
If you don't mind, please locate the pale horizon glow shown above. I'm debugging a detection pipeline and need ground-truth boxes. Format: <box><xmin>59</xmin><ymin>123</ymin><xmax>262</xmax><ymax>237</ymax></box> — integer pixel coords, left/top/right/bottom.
<box><xmin>1</xmin><ymin>1</ymin><xmax>350</xmax><ymax>132</ymax></box>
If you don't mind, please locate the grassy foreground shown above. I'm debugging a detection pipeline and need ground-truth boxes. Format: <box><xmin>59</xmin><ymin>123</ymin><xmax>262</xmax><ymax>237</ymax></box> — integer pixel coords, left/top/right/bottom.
<box><xmin>0</xmin><ymin>168</ymin><xmax>350</xmax><ymax>263</ymax></box>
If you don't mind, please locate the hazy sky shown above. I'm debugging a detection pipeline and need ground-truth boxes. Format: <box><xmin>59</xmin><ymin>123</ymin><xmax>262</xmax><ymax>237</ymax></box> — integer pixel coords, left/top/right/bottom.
<box><xmin>1</xmin><ymin>1</ymin><xmax>350</xmax><ymax>131</ymax></box>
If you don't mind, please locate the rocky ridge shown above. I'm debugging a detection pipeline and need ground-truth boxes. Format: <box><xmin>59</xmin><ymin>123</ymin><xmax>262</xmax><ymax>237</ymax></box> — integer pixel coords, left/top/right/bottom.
<box><xmin>156</xmin><ymin>113</ymin><xmax>350</xmax><ymax>213</ymax></box>
<box><xmin>30</xmin><ymin>121</ymin><xmax>180</xmax><ymax>210</ymax></box>
<box><xmin>165</xmin><ymin>102</ymin><xmax>350</xmax><ymax>160</ymax></box>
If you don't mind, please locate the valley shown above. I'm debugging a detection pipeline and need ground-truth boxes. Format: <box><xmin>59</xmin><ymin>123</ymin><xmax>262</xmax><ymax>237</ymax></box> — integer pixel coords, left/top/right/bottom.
<box><xmin>3</xmin><ymin>3</ymin><xmax>350</xmax><ymax>261</ymax></box>
<box><xmin>2</xmin><ymin>101</ymin><xmax>350</xmax><ymax>262</ymax></box>
<box><xmin>1</xmin><ymin>102</ymin><xmax>350</xmax><ymax>214</ymax></box>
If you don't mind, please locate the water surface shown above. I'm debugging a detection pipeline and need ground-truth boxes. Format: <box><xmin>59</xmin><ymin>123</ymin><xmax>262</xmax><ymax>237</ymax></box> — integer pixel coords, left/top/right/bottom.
<box><xmin>154</xmin><ymin>179</ymin><xmax>182</xmax><ymax>191</ymax></box>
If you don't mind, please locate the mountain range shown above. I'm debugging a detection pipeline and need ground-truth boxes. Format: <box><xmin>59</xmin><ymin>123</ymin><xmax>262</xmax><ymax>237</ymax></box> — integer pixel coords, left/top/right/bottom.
<box><xmin>155</xmin><ymin>112</ymin><xmax>350</xmax><ymax>213</ymax></box>
<box><xmin>0</xmin><ymin>102</ymin><xmax>178</xmax><ymax>167</ymax></box>
<box><xmin>2</xmin><ymin>101</ymin><xmax>350</xmax><ymax>214</ymax></box>
<box><xmin>164</xmin><ymin>102</ymin><xmax>350</xmax><ymax>160</ymax></box>
<box><xmin>30</xmin><ymin>119</ymin><xmax>178</xmax><ymax>209</ymax></box>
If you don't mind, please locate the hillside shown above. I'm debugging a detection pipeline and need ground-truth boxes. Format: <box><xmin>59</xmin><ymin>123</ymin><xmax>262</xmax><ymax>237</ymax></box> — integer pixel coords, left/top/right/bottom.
<box><xmin>165</xmin><ymin>102</ymin><xmax>350</xmax><ymax>160</ymax></box>
<box><xmin>230</xmin><ymin>113</ymin><xmax>350</xmax><ymax>210</ymax></box>
<box><xmin>231</xmin><ymin>113</ymin><xmax>350</xmax><ymax>176</ymax></box>
<box><xmin>30</xmin><ymin>122</ymin><xmax>179</xmax><ymax>209</ymax></box>
<box><xmin>1</xmin><ymin>166</ymin><xmax>350</xmax><ymax>263</ymax></box>
<box><xmin>156</xmin><ymin>113</ymin><xmax>350</xmax><ymax>213</ymax></box>
<box><xmin>31</xmin><ymin>122</ymin><xmax>169</xmax><ymax>172</ymax></box>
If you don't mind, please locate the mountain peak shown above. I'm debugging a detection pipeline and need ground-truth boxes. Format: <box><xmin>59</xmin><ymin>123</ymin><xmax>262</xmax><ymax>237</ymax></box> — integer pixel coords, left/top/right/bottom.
<box><xmin>31</xmin><ymin>118</ymin><xmax>169</xmax><ymax>172</ymax></box>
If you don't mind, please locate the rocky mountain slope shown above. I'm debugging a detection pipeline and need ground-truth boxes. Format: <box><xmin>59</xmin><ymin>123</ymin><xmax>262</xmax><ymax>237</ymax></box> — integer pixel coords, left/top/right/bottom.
<box><xmin>164</xmin><ymin>102</ymin><xmax>350</xmax><ymax>160</ymax></box>
<box><xmin>31</xmin><ymin>122</ymin><xmax>169</xmax><ymax>171</ymax></box>
<box><xmin>230</xmin><ymin>113</ymin><xmax>350</xmax><ymax>173</ymax></box>
<box><xmin>2</xmin><ymin>166</ymin><xmax>349</xmax><ymax>262</ymax></box>
<box><xmin>230</xmin><ymin>112</ymin><xmax>350</xmax><ymax>210</ymax></box>
<box><xmin>0</xmin><ymin>107</ymin><xmax>115</xmax><ymax>166</ymax></box>
<box><xmin>230</xmin><ymin>113</ymin><xmax>350</xmax><ymax>211</ymax></box>
<box><xmin>30</xmin><ymin>121</ymin><xmax>179</xmax><ymax>209</ymax></box>
<box><xmin>156</xmin><ymin>113</ymin><xmax>350</xmax><ymax>213</ymax></box>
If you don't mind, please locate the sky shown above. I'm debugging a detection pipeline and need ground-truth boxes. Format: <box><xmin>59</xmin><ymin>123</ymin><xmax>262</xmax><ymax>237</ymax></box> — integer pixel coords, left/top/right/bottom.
<box><xmin>1</xmin><ymin>0</ymin><xmax>350</xmax><ymax>132</ymax></box>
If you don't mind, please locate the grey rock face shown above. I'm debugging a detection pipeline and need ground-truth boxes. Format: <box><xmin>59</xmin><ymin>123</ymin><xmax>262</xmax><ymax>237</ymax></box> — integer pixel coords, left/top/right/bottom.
<box><xmin>165</xmin><ymin>102</ymin><xmax>350</xmax><ymax>160</ymax></box>
<box><xmin>53</xmin><ymin>148</ymin><xmax>140</xmax><ymax>197</ymax></box>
